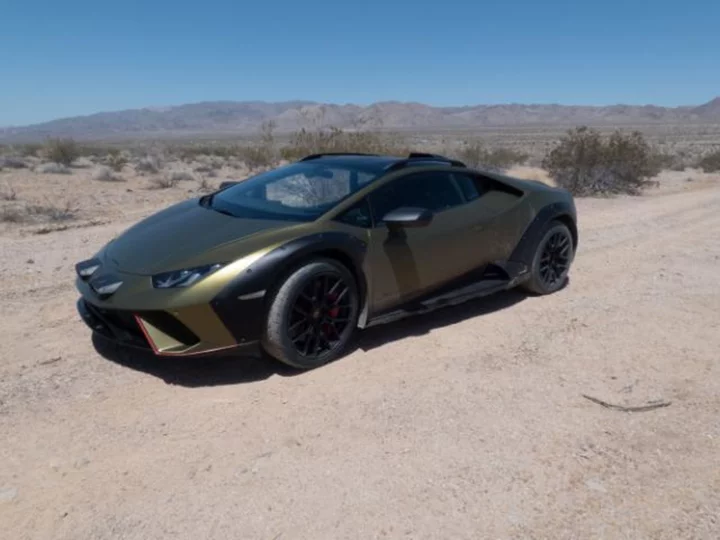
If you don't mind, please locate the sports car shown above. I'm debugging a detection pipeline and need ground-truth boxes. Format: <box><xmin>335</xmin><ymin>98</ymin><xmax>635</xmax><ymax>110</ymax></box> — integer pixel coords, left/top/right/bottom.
<box><xmin>75</xmin><ymin>152</ymin><xmax>578</xmax><ymax>369</ymax></box>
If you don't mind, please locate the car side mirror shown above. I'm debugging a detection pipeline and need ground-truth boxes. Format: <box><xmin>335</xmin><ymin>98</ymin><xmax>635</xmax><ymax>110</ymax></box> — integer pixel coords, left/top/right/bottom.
<box><xmin>382</xmin><ymin>207</ymin><xmax>433</xmax><ymax>228</ymax></box>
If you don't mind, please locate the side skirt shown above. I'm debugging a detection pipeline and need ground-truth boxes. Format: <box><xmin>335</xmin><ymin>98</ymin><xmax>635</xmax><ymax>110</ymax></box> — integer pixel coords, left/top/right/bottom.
<box><xmin>363</xmin><ymin>261</ymin><xmax>530</xmax><ymax>329</ymax></box>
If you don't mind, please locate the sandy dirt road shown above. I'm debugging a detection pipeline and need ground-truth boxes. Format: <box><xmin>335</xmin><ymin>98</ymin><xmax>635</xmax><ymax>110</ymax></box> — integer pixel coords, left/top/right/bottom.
<box><xmin>1</xmin><ymin>184</ymin><xmax>719</xmax><ymax>539</ymax></box>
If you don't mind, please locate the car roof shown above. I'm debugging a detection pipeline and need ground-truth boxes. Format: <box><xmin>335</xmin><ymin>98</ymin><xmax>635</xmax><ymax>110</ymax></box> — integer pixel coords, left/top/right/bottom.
<box><xmin>298</xmin><ymin>152</ymin><xmax>467</xmax><ymax>174</ymax></box>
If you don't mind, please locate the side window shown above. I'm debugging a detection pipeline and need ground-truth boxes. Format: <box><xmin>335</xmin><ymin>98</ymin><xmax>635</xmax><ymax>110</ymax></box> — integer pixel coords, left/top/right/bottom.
<box><xmin>452</xmin><ymin>172</ymin><xmax>494</xmax><ymax>201</ymax></box>
<box><xmin>369</xmin><ymin>172</ymin><xmax>465</xmax><ymax>223</ymax></box>
<box><xmin>335</xmin><ymin>198</ymin><xmax>372</xmax><ymax>228</ymax></box>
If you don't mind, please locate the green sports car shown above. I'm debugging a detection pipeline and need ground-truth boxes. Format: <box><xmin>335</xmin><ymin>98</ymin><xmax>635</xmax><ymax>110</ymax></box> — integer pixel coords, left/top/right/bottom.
<box><xmin>75</xmin><ymin>152</ymin><xmax>577</xmax><ymax>369</ymax></box>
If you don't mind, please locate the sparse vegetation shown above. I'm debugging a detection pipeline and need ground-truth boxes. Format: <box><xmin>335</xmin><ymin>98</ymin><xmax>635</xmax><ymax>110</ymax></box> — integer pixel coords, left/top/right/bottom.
<box><xmin>44</xmin><ymin>137</ymin><xmax>81</xmax><ymax>166</ymax></box>
<box><xmin>1</xmin><ymin>200</ymin><xmax>77</xmax><ymax>223</ymax></box>
<box><xmin>696</xmin><ymin>150</ymin><xmax>720</xmax><ymax>173</ymax></box>
<box><xmin>148</xmin><ymin>175</ymin><xmax>179</xmax><ymax>189</ymax></box>
<box><xmin>280</xmin><ymin>126</ymin><xmax>408</xmax><ymax>162</ymax></box>
<box><xmin>135</xmin><ymin>155</ymin><xmax>163</xmax><ymax>174</ymax></box>
<box><xmin>1</xmin><ymin>183</ymin><xmax>18</xmax><ymax>200</ymax></box>
<box><xmin>35</xmin><ymin>162</ymin><xmax>71</xmax><ymax>174</ymax></box>
<box><xmin>105</xmin><ymin>149</ymin><xmax>129</xmax><ymax>172</ymax></box>
<box><xmin>0</xmin><ymin>157</ymin><xmax>29</xmax><ymax>169</ymax></box>
<box><xmin>542</xmin><ymin>126</ymin><xmax>662</xmax><ymax>196</ymax></box>
<box><xmin>454</xmin><ymin>140</ymin><xmax>528</xmax><ymax>171</ymax></box>
<box><xmin>92</xmin><ymin>166</ymin><xmax>124</xmax><ymax>182</ymax></box>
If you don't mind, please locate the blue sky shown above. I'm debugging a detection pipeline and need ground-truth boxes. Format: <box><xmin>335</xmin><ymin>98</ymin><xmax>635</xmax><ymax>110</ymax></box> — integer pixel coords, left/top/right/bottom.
<box><xmin>1</xmin><ymin>0</ymin><xmax>719</xmax><ymax>126</ymax></box>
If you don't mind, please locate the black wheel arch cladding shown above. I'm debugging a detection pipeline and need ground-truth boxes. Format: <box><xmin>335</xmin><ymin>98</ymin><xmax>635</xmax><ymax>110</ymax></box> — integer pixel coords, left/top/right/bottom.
<box><xmin>508</xmin><ymin>201</ymin><xmax>578</xmax><ymax>266</ymax></box>
<box><xmin>210</xmin><ymin>232</ymin><xmax>368</xmax><ymax>343</ymax></box>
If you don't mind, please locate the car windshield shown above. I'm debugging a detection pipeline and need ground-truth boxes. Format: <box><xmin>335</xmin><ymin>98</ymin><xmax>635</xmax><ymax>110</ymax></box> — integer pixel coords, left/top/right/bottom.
<box><xmin>207</xmin><ymin>160</ymin><xmax>384</xmax><ymax>221</ymax></box>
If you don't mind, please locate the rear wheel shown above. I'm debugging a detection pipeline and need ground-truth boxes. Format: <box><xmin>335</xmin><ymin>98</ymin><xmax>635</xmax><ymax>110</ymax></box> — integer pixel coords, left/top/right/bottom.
<box><xmin>521</xmin><ymin>220</ymin><xmax>574</xmax><ymax>295</ymax></box>
<box><xmin>261</xmin><ymin>258</ymin><xmax>360</xmax><ymax>369</ymax></box>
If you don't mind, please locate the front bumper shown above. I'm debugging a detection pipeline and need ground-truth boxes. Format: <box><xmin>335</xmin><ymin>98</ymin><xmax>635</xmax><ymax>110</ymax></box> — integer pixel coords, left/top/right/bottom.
<box><xmin>76</xmin><ymin>298</ymin><xmax>260</xmax><ymax>357</ymax></box>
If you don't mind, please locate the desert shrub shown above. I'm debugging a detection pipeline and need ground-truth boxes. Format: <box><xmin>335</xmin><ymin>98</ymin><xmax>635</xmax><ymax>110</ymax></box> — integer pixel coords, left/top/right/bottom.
<box><xmin>18</xmin><ymin>143</ymin><xmax>44</xmax><ymax>157</ymax></box>
<box><xmin>542</xmin><ymin>126</ymin><xmax>661</xmax><ymax>196</ymax></box>
<box><xmin>35</xmin><ymin>162</ymin><xmax>71</xmax><ymax>174</ymax></box>
<box><xmin>0</xmin><ymin>206</ymin><xmax>26</xmax><ymax>223</ymax></box>
<box><xmin>44</xmin><ymin>137</ymin><xmax>81</xmax><ymax>166</ymax></box>
<box><xmin>696</xmin><ymin>150</ymin><xmax>720</xmax><ymax>173</ymax></box>
<box><xmin>148</xmin><ymin>175</ymin><xmax>180</xmax><ymax>189</ymax></box>
<box><xmin>0</xmin><ymin>157</ymin><xmax>28</xmax><ymax>169</ymax></box>
<box><xmin>455</xmin><ymin>140</ymin><xmax>528</xmax><ymax>172</ymax></box>
<box><xmin>135</xmin><ymin>155</ymin><xmax>164</xmax><ymax>174</ymax></box>
<box><xmin>1</xmin><ymin>184</ymin><xmax>17</xmax><ymax>200</ymax></box>
<box><xmin>72</xmin><ymin>157</ymin><xmax>94</xmax><ymax>168</ymax></box>
<box><xmin>105</xmin><ymin>149</ymin><xmax>129</xmax><ymax>172</ymax></box>
<box><xmin>168</xmin><ymin>170</ymin><xmax>194</xmax><ymax>182</ymax></box>
<box><xmin>92</xmin><ymin>166</ymin><xmax>124</xmax><ymax>182</ymax></box>
<box><xmin>280</xmin><ymin>126</ymin><xmax>407</xmax><ymax>162</ymax></box>
<box><xmin>2</xmin><ymin>201</ymin><xmax>77</xmax><ymax>223</ymax></box>
<box><xmin>27</xmin><ymin>202</ymin><xmax>77</xmax><ymax>221</ymax></box>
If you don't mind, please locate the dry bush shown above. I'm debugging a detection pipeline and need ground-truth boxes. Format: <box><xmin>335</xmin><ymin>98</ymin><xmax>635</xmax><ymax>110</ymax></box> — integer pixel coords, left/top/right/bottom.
<box><xmin>1</xmin><ymin>206</ymin><xmax>26</xmax><ymax>223</ymax></box>
<box><xmin>44</xmin><ymin>138</ymin><xmax>81</xmax><ymax>166</ymax></box>
<box><xmin>92</xmin><ymin>166</ymin><xmax>124</xmax><ymax>182</ymax></box>
<box><xmin>0</xmin><ymin>157</ymin><xmax>29</xmax><ymax>169</ymax></box>
<box><xmin>280</xmin><ymin>126</ymin><xmax>408</xmax><ymax>162</ymax></box>
<box><xmin>1</xmin><ymin>184</ymin><xmax>18</xmax><ymax>201</ymax></box>
<box><xmin>148</xmin><ymin>174</ymin><xmax>182</xmax><ymax>189</ymax></box>
<box><xmin>696</xmin><ymin>150</ymin><xmax>720</xmax><ymax>173</ymax></box>
<box><xmin>104</xmin><ymin>149</ymin><xmax>129</xmax><ymax>172</ymax></box>
<box><xmin>239</xmin><ymin>120</ymin><xmax>279</xmax><ymax>170</ymax></box>
<box><xmin>168</xmin><ymin>170</ymin><xmax>194</xmax><ymax>182</ymax></box>
<box><xmin>72</xmin><ymin>157</ymin><xmax>94</xmax><ymax>168</ymax></box>
<box><xmin>504</xmin><ymin>165</ymin><xmax>557</xmax><ymax>187</ymax></box>
<box><xmin>135</xmin><ymin>155</ymin><xmax>164</xmax><ymax>174</ymax></box>
<box><xmin>197</xmin><ymin>176</ymin><xmax>215</xmax><ymax>192</ymax></box>
<box><xmin>35</xmin><ymin>162</ymin><xmax>71</xmax><ymax>174</ymax></box>
<box><xmin>542</xmin><ymin>126</ymin><xmax>661</xmax><ymax>196</ymax></box>
<box><xmin>455</xmin><ymin>140</ymin><xmax>528</xmax><ymax>172</ymax></box>
<box><xmin>2</xmin><ymin>201</ymin><xmax>77</xmax><ymax>223</ymax></box>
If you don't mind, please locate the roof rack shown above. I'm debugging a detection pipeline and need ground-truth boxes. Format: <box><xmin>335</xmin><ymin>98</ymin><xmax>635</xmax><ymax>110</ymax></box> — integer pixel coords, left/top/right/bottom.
<box><xmin>299</xmin><ymin>152</ymin><xmax>380</xmax><ymax>162</ymax></box>
<box><xmin>385</xmin><ymin>152</ymin><xmax>467</xmax><ymax>172</ymax></box>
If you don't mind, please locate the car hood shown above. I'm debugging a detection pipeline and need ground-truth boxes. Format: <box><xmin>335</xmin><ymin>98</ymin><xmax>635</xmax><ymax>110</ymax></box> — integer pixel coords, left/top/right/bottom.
<box><xmin>104</xmin><ymin>198</ymin><xmax>299</xmax><ymax>275</ymax></box>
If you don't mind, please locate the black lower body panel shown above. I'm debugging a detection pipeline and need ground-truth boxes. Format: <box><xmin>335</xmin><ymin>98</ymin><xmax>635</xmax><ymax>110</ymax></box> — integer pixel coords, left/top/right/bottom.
<box><xmin>77</xmin><ymin>298</ymin><xmax>151</xmax><ymax>350</ymax></box>
<box><xmin>365</xmin><ymin>261</ymin><xmax>529</xmax><ymax>328</ymax></box>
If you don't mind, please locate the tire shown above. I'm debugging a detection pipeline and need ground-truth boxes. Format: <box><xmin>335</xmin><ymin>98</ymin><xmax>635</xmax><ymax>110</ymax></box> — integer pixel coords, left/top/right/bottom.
<box><xmin>261</xmin><ymin>258</ymin><xmax>360</xmax><ymax>369</ymax></box>
<box><xmin>521</xmin><ymin>220</ymin><xmax>575</xmax><ymax>295</ymax></box>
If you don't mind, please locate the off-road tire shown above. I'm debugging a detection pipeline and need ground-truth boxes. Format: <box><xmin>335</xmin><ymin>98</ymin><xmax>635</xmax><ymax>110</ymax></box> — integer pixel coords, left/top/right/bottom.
<box><xmin>261</xmin><ymin>258</ymin><xmax>360</xmax><ymax>370</ymax></box>
<box><xmin>521</xmin><ymin>220</ymin><xmax>575</xmax><ymax>295</ymax></box>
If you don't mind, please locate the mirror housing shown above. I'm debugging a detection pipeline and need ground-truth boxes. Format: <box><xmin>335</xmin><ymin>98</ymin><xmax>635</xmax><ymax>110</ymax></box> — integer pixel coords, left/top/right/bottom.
<box><xmin>382</xmin><ymin>207</ymin><xmax>433</xmax><ymax>228</ymax></box>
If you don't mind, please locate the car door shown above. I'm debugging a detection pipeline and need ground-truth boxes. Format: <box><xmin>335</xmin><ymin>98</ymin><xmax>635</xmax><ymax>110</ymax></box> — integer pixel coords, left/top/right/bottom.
<box><xmin>364</xmin><ymin>170</ymin><xmax>481</xmax><ymax>313</ymax></box>
<box><xmin>450</xmin><ymin>171</ymin><xmax>531</xmax><ymax>265</ymax></box>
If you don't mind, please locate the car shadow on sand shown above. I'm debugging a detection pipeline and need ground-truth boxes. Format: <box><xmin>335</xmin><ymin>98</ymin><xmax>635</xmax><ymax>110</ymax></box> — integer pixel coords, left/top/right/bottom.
<box><xmin>93</xmin><ymin>287</ymin><xmax>532</xmax><ymax>388</ymax></box>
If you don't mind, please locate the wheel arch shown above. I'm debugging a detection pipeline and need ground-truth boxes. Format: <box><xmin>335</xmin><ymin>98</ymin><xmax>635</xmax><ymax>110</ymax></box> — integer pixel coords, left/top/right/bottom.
<box><xmin>508</xmin><ymin>201</ymin><xmax>578</xmax><ymax>266</ymax></box>
<box><xmin>210</xmin><ymin>232</ymin><xmax>369</xmax><ymax>343</ymax></box>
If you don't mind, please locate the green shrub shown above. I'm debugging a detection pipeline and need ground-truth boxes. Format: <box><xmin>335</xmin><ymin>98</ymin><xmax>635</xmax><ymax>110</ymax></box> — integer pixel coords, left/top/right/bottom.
<box><xmin>696</xmin><ymin>150</ymin><xmax>720</xmax><ymax>173</ymax></box>
<box><xmin>44</xmin><ymin>137</ymin><xmax>81</xmax><ymax>166</ymax></box>
<box><xmin>542</xmin><ymin>127</ymin><xmax>661</xmax><ymax>196</ymax></box>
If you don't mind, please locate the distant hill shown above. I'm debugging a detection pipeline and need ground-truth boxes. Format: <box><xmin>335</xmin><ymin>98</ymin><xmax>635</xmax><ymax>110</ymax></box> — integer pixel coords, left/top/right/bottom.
<box><xmin>1</xmin><ymin>98</ymin><xmax>719</xmax><ymax>143</ymax></box>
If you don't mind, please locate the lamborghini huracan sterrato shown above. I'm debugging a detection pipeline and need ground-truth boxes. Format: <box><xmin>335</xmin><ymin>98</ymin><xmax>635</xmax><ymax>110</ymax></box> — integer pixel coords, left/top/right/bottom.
<box><xmin>75</xmin><ymin>152</ymin><xmax>577</xmax><ymax>369</ymax></box>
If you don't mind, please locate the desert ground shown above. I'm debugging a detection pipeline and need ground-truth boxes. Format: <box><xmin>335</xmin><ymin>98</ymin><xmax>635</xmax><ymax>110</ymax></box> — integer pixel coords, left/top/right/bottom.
<box><xmin>1</xmin><ymin>141</ymin><xmax>720</xmax><ymax>539</ymax></box>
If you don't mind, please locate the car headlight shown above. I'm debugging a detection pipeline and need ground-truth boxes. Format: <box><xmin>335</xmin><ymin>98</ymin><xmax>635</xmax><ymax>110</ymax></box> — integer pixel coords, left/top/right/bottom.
<box><xmin>152</xmin><ymin>263</ymin><xmax>224</xmax><ymax>289</ymax></box>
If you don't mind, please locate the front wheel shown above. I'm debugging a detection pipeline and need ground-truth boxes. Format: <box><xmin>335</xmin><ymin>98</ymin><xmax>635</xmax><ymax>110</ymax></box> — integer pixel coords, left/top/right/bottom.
<box><xmin>261</xmin><ymin>258</ymin><xmax>360</xmax><ymax>369</ymax></box>
<box><xmin>521</xmin><ymin>220</ymin><xmax>575</xmax><ymax>295</ymax></box>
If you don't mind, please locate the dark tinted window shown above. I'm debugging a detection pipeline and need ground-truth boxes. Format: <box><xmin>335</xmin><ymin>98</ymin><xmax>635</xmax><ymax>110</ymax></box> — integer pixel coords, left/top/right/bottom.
<box><xmin>369</xmin><ymin>171</ymin><xmax>465</xmax><ymax>222</ymax></box>
<box><xmin>335</xmin><ymin>198</ymin><xmax>372</xmax><ymax>228</ymax></box>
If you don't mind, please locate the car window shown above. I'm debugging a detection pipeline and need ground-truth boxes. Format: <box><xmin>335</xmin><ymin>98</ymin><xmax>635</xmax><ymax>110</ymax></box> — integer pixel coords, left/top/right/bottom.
<box><xmin>335</xmin><ymin>198</ymin><xmax>373</xmax><ymax>228</ymax></box>
<box><xmin>369</xmin><ymin>171</ymin><xmax>465</xmax><ymax>223</ymax></box>
<box><xmin>451</xmin><ymin>172</ymin><xmax>492</xmax><ymax>201</ymax></box>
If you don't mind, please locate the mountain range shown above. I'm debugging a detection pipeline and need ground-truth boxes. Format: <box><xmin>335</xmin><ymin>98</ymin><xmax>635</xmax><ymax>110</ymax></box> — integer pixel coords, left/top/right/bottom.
<box><xmin>2</xmin><ymin>97</ymin><xmax>719</xmax><ymax>142</ymax></box>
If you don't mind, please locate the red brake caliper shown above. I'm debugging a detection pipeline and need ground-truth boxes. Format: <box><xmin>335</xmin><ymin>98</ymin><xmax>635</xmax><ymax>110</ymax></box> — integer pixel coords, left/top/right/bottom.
<box><xmin>323</xmin><ymin>293</ymin><xmax>339</xmax><ymax>338</ymax></box>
